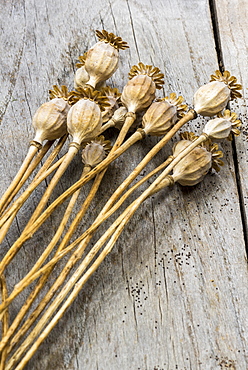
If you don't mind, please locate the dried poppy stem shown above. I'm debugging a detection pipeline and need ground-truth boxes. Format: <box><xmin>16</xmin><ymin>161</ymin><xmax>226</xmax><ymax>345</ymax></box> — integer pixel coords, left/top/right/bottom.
<box><xmin>0</xmin><ymin>136</ymin><xmax>68</xmax><ymax>242</ymax></box>
<box><xmin>0</xmin><ymin>275</ymin><xmax>9</xmax><ymax>370</ymax></box>
<box><xmin>4</xmin><ymin>110</ymin><xmax>194</xmax><ymax>287</ymax></box>
<box><xmin>0</xmin><ymin>135</ymin><xmax>67</xmax><ymax>222</ymax></box>
<box><xmin>0</xmin><ymin>152</ymin><xmax>170</xmax><ymax>317</ymax></box>
<box><xmin>0</xmin><ymin>155</ymin><xmax>65</xmax><ymax>237</ymax></box>
<box><xmin>2</xmin><ymin>109</ymin><xmax>195</xmax><ymax>266</ymax></box>
<box><xmin>22</xmin><ymin>143</ymin><xmax>80</xmax><ymax>233</ymax></box>
<box><xmin>0</xmin><ymin>143</ymin><xmax>41</xmax><ymax>215</ymax></box>
<box><xmin>0</xmin><ymin>125</ymin><xmax>146</xmax><ymax>273</ymax></box>
<box><xmin>0</xmin><ymin>140</ymin><xmax>54</xmax><ymax>217</ymax></box>
<box><xmin>5</xmin><ymin>171</ymin><xmax>168</xmax><ymax>370</ymax></box>
<box><xmin>2</xmin><ymin>129</ymin><xmax>219</xmax><ymax>365</ymax></box>
<box><xmin>0</xmin><ymin>138</ymin><xmax>190</xmax><ymax>353</ymax></box>
<box><xmin>5</xmin><ymin>133</ymin><xmax>212</xmax><ymax>367</ymax></box>
<box><xmin>0</xmin><ymin>171</ymin><xmax>106</xmax><ymax>354</ymax></box>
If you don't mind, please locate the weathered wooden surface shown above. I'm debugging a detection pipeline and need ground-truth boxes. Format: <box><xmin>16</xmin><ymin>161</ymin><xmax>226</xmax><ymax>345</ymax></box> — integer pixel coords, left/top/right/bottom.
<box><xmin>0</xmin><ymin>0</ymin><xmax>248</xmax><ymax>369</ymax></box>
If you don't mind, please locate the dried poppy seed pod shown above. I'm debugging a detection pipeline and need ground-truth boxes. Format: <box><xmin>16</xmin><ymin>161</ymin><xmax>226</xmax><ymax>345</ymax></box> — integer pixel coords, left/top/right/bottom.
<box><xmin>142</xmin><ymin>93</ymin><xmax>187</xmax><ymax>136</ymax></box>
<box><xmin>32</xmin><ymin>97</ymin><xmax>70</xmax><ymax>144</ymax></box>
<box><xmin>121</xmin><ymin>63</ymin><xmax>164</xmax><ymax>113</ymax></box>
<box><xmin>67</xmin><ymin>99</ymin><xmax>101</xmax><ymax>145</ymax></box>
<box><xmin>121</xmin><ymin>75</ymin><xmax>156</xmax><ymax>113</ymax></box>
<box><xmin>74</xmin><ymin>66</ymin><xmax>89</xmax><ymax>89</ymax></box>
<box><xmin>142</xmin><ymin>100</ymin><xmax>177</xmax><ymax>136</ymax></box>
<box><xmin>82</xmin><ymin>136</ymin><xmax>111</xmax><ymax>168</ymax></box>
<box><xmin>203</xmin><ymin>109</ymin><xmax>241</xmax><ymax>140</ymax></box>
<box><xmin>172</xmin><ymin>141</ymin><xmax>212</xmax><ymax>186</ymax></box>
<box><xmin>193</xmin><ymin>70</ymin><xmax>242</xmax><ymax>117</ymax></box>
<box><xmin>85</xmin><ymin>30</ymin><xmax>129</xmax><ymax>88</ymax></box>
<box><xmin>203</xmin><ymin>117</ymin><xmax>232</xmax><ymax>139</ymax></box>
<box><xmin>82</xmin><ymin>142</ymin><xmax>106</xmax><ymax>168</ymax></box>
<box><xmin>67</xmin><ymin>88</ymin><xmax>110</xmax><ymax>145</ymax></box>
<box><xmin>74</xmin><ymin>53</ymin><xmax>106</xmax><ymax>90</ymax></box>
<box><xmin>193</xmin><ymin>81</ymin><xmax>230</xmax><ymax>116</ymax></box>
<box><xmin>74</xmin><ymin>53</ymin><xmax>89</xmax><ymax>89</ymax></box>
<box><xmin>101</xmin><ymin>87</ymin><xmax>121</xmax><ymax>123</ymax></box>
<box><xmin>110</xmin><ymin>106</ymin><xmax>128</xmax><ymax>130</ymax></box>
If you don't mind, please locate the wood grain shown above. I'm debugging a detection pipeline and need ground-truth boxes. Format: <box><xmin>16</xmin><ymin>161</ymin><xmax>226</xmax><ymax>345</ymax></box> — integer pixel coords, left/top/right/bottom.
<box><xmin>0</xmin><ymin>0</ymin><xmax>248</xmax><ymax>369</ymax></box>
<box><xmin>215</xmin><ymin>0</ymin><xmax>248</xmax><ymax>241</ymax></box>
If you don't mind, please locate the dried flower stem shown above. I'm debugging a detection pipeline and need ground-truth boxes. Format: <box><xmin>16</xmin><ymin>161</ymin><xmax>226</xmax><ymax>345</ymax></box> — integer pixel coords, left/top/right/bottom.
<box><xmin>8</xmin><ymin>133</ymin><xmax>209</xmax><ymax>366</ymax></box>
<box><xmin>22</xmin><ymin>144</ymin><xmax>80</xmax><ymax>232</ymax></box>
<box><xmin>0</xmin><ymin>155</ymin><xmax>65</xmax><ymax>236</ymax></box>
<box><xmin>0</xmin><ymin>171</ymin><xmax>106</xmax><ymax>354</ymax></box>
<box><xmin>0</xmin><ymin>136</ymin><xmax>68</xmax><ymax>242</ymax></box>
<box><xmin>0</xmin><ymin>143</ymin><xmax>42</xmax><ymax>216</ymax></box>
<box><xmin>3</xmin><ymin>127</ymin><xmax>205</xmax><ymax>367</ymax></box>
<box><xmin>6</xmin><ymin>175</ymin><xmax>172</xmax><ymax>370</ymax></box>
<box><xmin>0</xmin><ymin>153</ymin><xmax>172</xmax><ymax>317</ymax></box>
<box><xmin>0</xmin><ymin>140</ymin><xmax>54</xmax><ymax>216</ymax></box>
<box><xmin>0</xmin><ymin>275</ymin><xmax>9</xmax><ymax>370</ymax></box>
<box><xmin>0</xmin><ymin>124</ymin><xmax>146</xmax><ymax>273</ymax></box>
<box><xmin>7</xmin><ymin>110</ymin><xmax>195</xmax><ymax>282</ymax></box>
<box><xmin>99</xmin><ymin>118</ymin><xmax>116</xmax><ymax>133</ymax></box>
<box><xmin>0</xmin><ymin>135</ymin><xmax>67</xmax><ymax>222</ymax></box>
<box><xmin>3</xmin><ymin>109</ymin><xmax>195</xmax><ymax>263</ymax></box>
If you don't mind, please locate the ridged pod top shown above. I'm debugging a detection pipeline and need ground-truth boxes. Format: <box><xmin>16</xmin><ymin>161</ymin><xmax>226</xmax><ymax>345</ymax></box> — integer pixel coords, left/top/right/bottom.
<box><xmin>129</xmin><ymin>62</ymin><xmax>164</xmax><ymax>89</ymax></box>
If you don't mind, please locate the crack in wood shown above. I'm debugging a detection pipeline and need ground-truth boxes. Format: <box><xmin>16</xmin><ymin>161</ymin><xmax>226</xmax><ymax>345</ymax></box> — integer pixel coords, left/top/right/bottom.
<box><xmin>209</xmin><ymin>0</ymin><xmax>248</xmax><ymax>254</ymax></box>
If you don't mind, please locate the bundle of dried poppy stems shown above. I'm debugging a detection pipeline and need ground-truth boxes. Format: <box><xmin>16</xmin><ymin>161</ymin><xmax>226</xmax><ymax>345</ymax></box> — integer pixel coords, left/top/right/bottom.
<box><xmin>0</xmin><ymin>29</ymin><xmax>243</xmax><ymax>369</ymax></box>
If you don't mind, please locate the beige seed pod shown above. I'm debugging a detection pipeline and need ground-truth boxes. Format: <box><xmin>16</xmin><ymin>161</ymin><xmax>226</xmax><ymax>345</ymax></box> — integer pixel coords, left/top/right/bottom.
<box><xmin>67</xmin><ymin>87</ymin><xmax>110</xmax><ymax>145</ymax></box>
<box><xmin>32</xmin><ymin>97</ymin><xmax>70</xmax><ymax>144</ymax></box>
<box><xmin>172</xmin><ymin>141</ymin><xmax>212</xmax><ymax>186</ymax></box>
<box><xmin>193</xmin><ymin>81</ymin><xmax>230</xmax><ymax>116</ymax></box>
<box><xmin>203</xmin><ymin>109</ymin><xmax>241</xmax><ymax>140</ymax></box>
<box><xmin>82</xmin><ymin>136</ymin><xmax>112</xmax><ymax>168</ymax></box>
<box><xmin>193</xmin><ymin>70</ymin><xmax>242</xmax><ymax>116</ymax></box>
<box><xmin>110</xmin><ymin>106</ymin><xmax>128</xmax><ymax>130</ymax></box>
<box><xmin>203</xmin><ymin>117</ymin><xmax>232</xmax><ymax>139</ymax></box>
<box><xmin>121</xmin><ymin>75</ymin><xmax>156</xmax><ymax>113</ymax></box>
<box><xmin>101</xmin><ymin>87</ymin><xmax>121</xmax><ymax>123</ymax></box>
<box><xmin>74</xmin><ymin>53</ymin><xmax>106</xmax><ymax>90</ymax></box>
<box><xmin>67</xmin><ymin>99</ymin><xmax>102</xmax><ymax>145</ymax></box>
<box><xmin>85</xmin><ymin>30</ymin><xmax>129</xmax><ymax>88</ymax></box>
<box><xmin>74</xmin><ymin>53</ymin><xmax>89</xmax><ymax>89</ymax></box>
<box><xmin>74</xmin><ymin>66</ymin><xmax>90</xmax><ymax>89</ymax></box>
<box><xmin>142</xmin><ymin>100</ymin><xmax>177</xmax><ymax>136</ymax></box>
<box><xmin>121</xmin><ymin>62</ymin><xmax>164</xmax><ymax>113</ymax></box>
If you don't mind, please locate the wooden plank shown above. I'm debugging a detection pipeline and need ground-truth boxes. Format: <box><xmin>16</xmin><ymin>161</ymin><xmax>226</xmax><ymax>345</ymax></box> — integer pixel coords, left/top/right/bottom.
<box><xmin>214</xmin><ymin>0</ymin><xmax>248</xmax><ymax>236</ymax></box>
<box><xmin>0</xmin><ymin>0</ymin><xmax>248</xmax><ymax>369</ymax></box>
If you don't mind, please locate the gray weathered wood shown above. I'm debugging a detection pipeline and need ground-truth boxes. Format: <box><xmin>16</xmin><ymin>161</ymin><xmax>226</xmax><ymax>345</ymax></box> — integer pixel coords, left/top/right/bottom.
<box><xmin>0</xmin><ymin>0</ymin><xmax>248</xmax><ymax>369</ymax></box>
<box><xmin>215</xmin><ymin>0</ymin><xmax>248</xmax><ymax>236</ymax></box>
